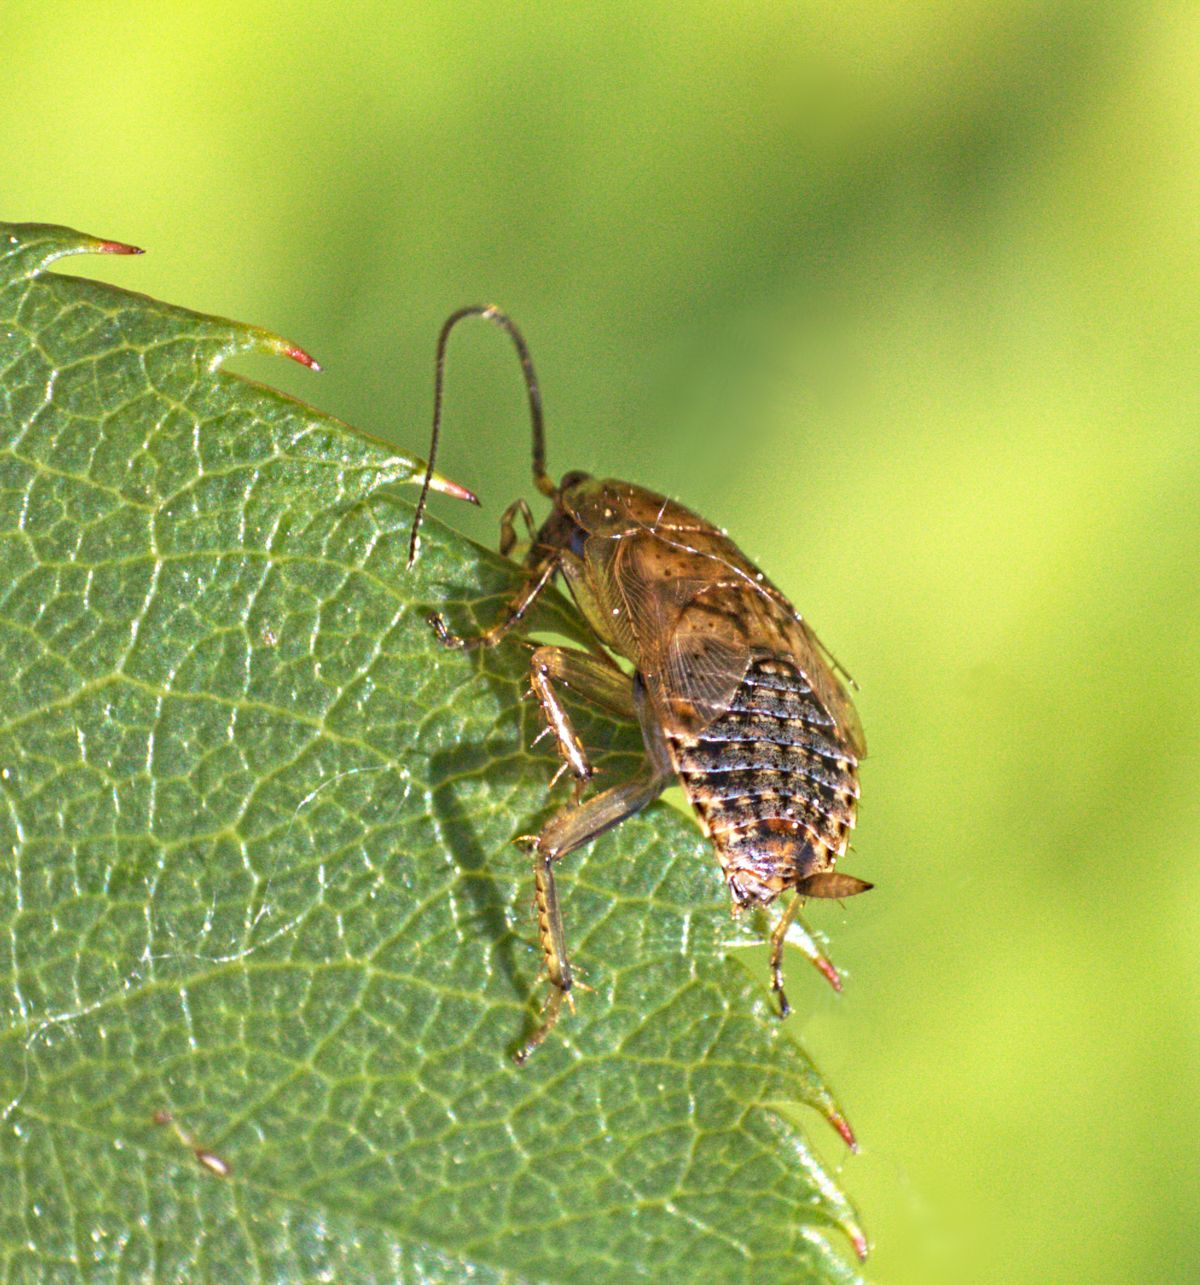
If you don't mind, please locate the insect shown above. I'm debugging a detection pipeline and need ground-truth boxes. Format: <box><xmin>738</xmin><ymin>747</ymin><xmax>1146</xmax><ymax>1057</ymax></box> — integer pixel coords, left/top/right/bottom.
<box><xmin>409</xmin><ymin>306</ymin><xmax>871</xmax><ymax>1064</ymax></box>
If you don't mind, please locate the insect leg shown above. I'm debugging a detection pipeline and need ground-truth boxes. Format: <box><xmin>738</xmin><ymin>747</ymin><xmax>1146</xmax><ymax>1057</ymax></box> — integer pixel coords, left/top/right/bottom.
<box><xmin>498</xmin><ymin>497</ymin><xmax>536</xmax><ymax>557</ymax></box>
<box><xmin>514</xmin><ymin>760</ymin><xmax>671</xmax><ymax>1064</ymax></box>
<box><xmin>769</xmin><ymin>893</ymin><xmax>805</xmax><ymax>1019</ymax></box>
<box><xmin>529</xmin><ymin>645</ymin><xmax>636</xmax><ymax>797</ymax></box>
<box><xmin>428</xmin><ymin>555</ymin><xmax>558</xmax><ymax>651</ymax></box>
<box><xmin>770</xmin><ymin>877</ymin><xmax>871</xmax><ymax>1014</ymax></box>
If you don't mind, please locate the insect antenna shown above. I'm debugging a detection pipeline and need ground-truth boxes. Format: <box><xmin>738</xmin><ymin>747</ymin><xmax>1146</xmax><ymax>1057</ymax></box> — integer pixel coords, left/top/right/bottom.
<box><xmin>408</xmin><ymin>305</ymin><xmax>554</xmax><ymax>568</ymax></box>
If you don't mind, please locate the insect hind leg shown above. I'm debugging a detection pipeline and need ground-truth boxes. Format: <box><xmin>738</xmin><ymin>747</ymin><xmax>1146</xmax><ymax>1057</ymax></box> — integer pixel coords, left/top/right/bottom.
<box><xmin>769</xmin><ymin>893</ymin><xmax>805</xmax><ymax>1018</ymax></box>
<box><xmin>769</xmin><ymin>889</ymin><xmax>858</xmax><ymax>1015</ymax></box>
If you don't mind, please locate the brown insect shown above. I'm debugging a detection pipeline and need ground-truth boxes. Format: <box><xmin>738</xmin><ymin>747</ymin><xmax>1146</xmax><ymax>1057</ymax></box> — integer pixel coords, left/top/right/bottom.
<box><xmin>409</xmin><ymin>306</ymin><xmax>871</xmax><ymax>1064</ymax></box>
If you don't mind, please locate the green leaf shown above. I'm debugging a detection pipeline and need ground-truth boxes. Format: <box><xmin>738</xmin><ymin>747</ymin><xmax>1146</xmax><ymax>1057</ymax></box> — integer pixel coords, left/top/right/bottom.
<box><xmin>0</xmin><ymin>223</ymin><xmax>865</xmax><ymax>1282</ymax></box>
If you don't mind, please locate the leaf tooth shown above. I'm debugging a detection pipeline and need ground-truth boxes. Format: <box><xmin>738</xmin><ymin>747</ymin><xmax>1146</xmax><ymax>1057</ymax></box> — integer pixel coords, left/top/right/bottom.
<box><xmin>2</xmin><ymin>222</ymin><xmax>144</xmax><ymax>277</ymax></box>
<box><xmin>253</xmin><ymin>326</ymin><xmax>324</xmax><ymax>372</ymax></box>
<box><xmin>826</xmin><ymin>1106</ymin><xmax>859</xmax><ymax>1153</ymax></box>
<box><xmin>96</xmin><ymin>239</ymin><xmax>145</xmax><ymax>256</ymax></box>
<box><xmin>848</xmin><ymin>1223</ymin><xmax>870</xmax><ymax>1262</ymax></box>
<box><xmin>280</xmin><ymin>341</ymin><xmax>321</xmax><ymax>371</ymax></box>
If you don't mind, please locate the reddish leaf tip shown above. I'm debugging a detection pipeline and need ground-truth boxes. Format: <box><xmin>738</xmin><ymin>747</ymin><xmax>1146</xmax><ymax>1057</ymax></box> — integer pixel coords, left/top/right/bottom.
<box><xmin>431</xmin><ymin>477</ymin><xmax>480</xmax><ymax>505</ymax></box>
<box><xmin>813</xmin><ymin>952</ymin><xmax>843</xmax><ymax>992</ymax></box>
<box><xmin>283</xmin><ymin>343</ymin><xmax>321</xmax><ymax>371</ymax></box>
<box><xmin>827</xmin><ymin>1108</ymin><xmax>858</xmax><ymax>1152</ymax></box>
<box><xmin>97</xmin><ymin>240</ymin><xmax>144</xmax><ymax>256</ymax></box>
<box><xmin>850</xmin><ymin>1228</ymin><xmax>870</xmax><ymax>1261</ymax></box>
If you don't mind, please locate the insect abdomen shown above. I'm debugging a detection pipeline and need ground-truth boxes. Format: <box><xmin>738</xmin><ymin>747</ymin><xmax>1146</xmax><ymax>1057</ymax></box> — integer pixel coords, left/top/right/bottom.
<box><xmin>669</xmin><ymin>656</ymin><xmax>860</xmax><ymax>906</ymax></box>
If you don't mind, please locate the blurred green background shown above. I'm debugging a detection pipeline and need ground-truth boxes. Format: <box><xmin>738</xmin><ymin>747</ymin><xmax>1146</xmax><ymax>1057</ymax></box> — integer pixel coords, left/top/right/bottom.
<box><xmin>4</xmin><ymin>2</ymin><xmax>1197</xmax><ymax>1281</ymax></box>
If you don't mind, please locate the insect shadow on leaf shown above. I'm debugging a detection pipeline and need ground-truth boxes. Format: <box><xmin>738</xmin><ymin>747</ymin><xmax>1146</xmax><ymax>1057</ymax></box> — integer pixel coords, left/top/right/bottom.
<box><xmin>425</xmin><ymin>733</ymin><xmax>529</xmax><ymax>1005</ymax></box>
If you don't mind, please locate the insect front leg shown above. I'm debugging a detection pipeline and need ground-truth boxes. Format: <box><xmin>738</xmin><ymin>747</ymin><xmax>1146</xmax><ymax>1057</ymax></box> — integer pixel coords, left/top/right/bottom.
<box><xmin>528</xmin><ymin>645</ymin><xmax>637</xmax><ymax>798</ymax></box>
<box><xmin>515</xmin><ymin>760</ymin><xmax>671</xmax><ymax>1065</ymax></box>
<box><xmin>428</xmin><ymin>555</ymin><xmax>558</xmax><ymax>651</ymax></box>
<box><xmin>498</xmin><ymin>497</ymin><xmax>536</xmax><ymax>557</ymax></box>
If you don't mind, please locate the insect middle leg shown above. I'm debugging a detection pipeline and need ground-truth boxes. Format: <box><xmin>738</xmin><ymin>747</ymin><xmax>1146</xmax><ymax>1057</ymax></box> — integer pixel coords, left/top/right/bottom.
<box><xmin>528</xmin><ymin>645</ymin><xmax>636</xmax><ymax>797</ymax></box>
<box><xmin>515</xmin><ymin>671</ymin><xmax>673</xmax><ymax>1063</ymax></box>
<box><xmin>515</xmin><ymin>758</ymin><xmax>671</xmax><ymax>1064</ymax></box>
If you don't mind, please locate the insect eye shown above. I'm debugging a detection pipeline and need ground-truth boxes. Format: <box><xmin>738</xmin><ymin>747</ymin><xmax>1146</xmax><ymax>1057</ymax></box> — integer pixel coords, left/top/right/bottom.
<box><xmin>558</xmin><ymin>469</ymin><xmax>590</xmax><ymax>491</ymax></box>
<box><xmin>567</xmin><ymin>523</ymin><xmax>588</xmax><ymax>558</ymax></box>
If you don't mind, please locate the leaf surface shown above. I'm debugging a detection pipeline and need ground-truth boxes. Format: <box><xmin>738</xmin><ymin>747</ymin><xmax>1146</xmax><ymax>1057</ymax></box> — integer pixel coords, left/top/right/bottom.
<box><xmin>0</xmin><ymin>224</ymin><xmax>864</xmax><ymax>1283</ymax></box>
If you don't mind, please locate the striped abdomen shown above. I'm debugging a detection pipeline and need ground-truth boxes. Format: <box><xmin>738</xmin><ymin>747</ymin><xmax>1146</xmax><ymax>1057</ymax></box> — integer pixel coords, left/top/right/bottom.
<box><xmin>668</xmin><ymin>656</ymin><xmax>860</xmax><ymax>907</ymax></box>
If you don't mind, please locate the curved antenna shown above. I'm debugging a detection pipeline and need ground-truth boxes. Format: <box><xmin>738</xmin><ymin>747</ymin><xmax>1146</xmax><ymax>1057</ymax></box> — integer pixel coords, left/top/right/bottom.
<box><xmin>408</xmin><ymin>305</ymin><xmax>553</xmax><ymax>568</ymax></box>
